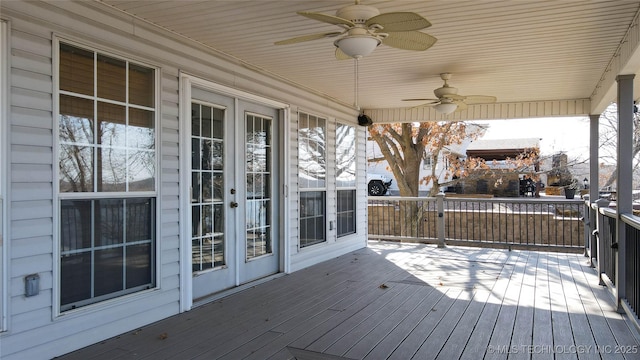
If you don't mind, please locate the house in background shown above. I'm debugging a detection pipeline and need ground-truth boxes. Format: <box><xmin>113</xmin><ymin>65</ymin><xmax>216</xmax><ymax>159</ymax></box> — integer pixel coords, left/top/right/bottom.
<box><xmin>453</xmin><ymin>138</ymin><xmax>541</xmax><ymax>197</ymax></box>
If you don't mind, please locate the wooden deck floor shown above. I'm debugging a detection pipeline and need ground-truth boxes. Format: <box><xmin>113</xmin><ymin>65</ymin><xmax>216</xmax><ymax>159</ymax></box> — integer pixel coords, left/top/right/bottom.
<box><xmin>59</xmin><ymin>241</ymin><xmax>640</xmax><ymax>360</ymax></box>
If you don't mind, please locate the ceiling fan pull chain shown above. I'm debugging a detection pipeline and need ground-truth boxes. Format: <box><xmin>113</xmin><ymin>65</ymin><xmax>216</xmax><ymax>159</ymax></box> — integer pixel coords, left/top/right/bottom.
<box><xmin>354</xmin><ymin>57</ymin><xmax>359</xmax><ymax>110</ymax></box>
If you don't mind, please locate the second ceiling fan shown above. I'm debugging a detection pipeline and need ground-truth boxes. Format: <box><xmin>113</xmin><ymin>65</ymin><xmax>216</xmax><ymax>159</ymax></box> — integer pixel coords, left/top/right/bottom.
<box><xmin>403</xmin><ymin>73</ymin><xmax>497</xmax><ymax>115</ymax></box>
<box><xmin>275</xmin><ymin>0</ymin><xmax>437</xmax><ymax>59</ymax></box>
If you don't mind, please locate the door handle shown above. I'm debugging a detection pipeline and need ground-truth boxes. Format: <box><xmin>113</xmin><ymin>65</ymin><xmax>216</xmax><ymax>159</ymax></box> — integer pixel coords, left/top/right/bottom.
<box><xmin>230</xmin><ymin>201</ymin><xmax>239</xmax><ymax>208</ymax></box>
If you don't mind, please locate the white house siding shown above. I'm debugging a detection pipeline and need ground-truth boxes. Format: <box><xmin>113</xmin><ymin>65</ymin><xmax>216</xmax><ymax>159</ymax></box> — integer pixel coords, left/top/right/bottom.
<box><xmin>0</xmin><ymin>1</ymin><xmax>366</xmax><ymax>359</ymax></box>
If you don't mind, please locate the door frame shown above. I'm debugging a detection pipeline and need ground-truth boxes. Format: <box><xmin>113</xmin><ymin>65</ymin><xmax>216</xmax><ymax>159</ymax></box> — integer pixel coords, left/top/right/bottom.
<box><xmin>179</xmin><ymin>73</ymin><xmax>290</xmax><ymax>311</ymax></box>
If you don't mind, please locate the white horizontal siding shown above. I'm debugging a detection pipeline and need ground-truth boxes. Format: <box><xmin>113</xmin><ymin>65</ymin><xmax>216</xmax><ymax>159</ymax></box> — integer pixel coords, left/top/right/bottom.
<box><xmin>5</xmin><ymin>19</ymin><xmax>55</xmax><ymax>354</ymax></box>
<box><xmin>287</xmin><ymin>110</ymin><xmax>300</xmax><ymax>258</ymax></box>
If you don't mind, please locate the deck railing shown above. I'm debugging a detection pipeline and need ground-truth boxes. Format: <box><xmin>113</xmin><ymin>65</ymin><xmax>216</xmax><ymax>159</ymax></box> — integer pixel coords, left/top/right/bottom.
<box><xmin>622</xmin><ymin>214</ymin><xmax>640</xmax><ymax>320</ymax></box>
<box><xmin>368</xmin><ymin>195</ymin><xmax>585</xmax><ymax>251</ymax></box>
<box><xmin>578</xmin><ymin>197</ymin><xmax>640</xmax><ymax>329</ymax></box>
<box><xmin>597</xmin><ymin>207</ymin><xmax>617</xmax><ymax>286</ymax></box>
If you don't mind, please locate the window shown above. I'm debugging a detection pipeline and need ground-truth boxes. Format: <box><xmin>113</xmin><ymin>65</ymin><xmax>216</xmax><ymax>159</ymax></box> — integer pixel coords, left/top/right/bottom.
<box><xmin>423</xmin><ymin>153</ymin><xmax>434</xmax><ymax>170</ymax></box>
<box><xmin>298</xmin><ymin>112</ymin><xmax>326</xmax><ymax>247</ymax></box>
<box><xmin>57</xmin><ymin>42</ymin><xmax>157</xmax><ymax>311</ymax></box>
<box><xmin>336</xmin><ymin>123</ymin><xmax>356</xmax><ymax>237</ymax></box>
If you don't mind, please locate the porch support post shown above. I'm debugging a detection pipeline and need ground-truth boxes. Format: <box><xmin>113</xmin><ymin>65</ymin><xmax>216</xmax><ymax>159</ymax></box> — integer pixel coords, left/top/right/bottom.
<box><xmin>615</xmin><ymin>74</ymin><xmax>634</xmax><ymax>310</ymax></box>
<box><xmin>436</xmin><ymin>192</ymin><xmax>445</xmax><ymax>248</ymax></box>
<box><xmin>595</xmin><ymin>198</ymin><xmax>610</xmax><ymax>285</ymax></box>
<box><xmin>588</xmin><ymin>114</ymin><xmax>600</xmax><ymax>264</ymax></box>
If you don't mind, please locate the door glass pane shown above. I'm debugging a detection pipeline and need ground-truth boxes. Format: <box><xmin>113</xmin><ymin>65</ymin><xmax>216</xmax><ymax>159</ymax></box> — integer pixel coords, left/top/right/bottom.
<box><xmin>192</xmin><ymin>103</ymin><xmax>226</xmax><ymax>272</ymax></box>
<box><xmin>246</xmin><ymin>114</ymin><xmax>272</xmax><ymax>260</ymax></box>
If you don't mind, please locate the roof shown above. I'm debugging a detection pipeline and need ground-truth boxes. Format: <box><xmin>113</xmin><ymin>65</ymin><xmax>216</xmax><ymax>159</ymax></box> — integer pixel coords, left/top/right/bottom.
<box><xmin>466</xmin><ymin>138</ymin><xmax>540</xmax><ymax>161</ymax></box>
<box><xmin>467</xmin><ymin>138</ymin><xmax>541</xmax><ymax>151</ymax></box>
<box><xmin>93</xmin><ymin>0</ymin><xmax>640</xmax><ymax>119</ymax></box>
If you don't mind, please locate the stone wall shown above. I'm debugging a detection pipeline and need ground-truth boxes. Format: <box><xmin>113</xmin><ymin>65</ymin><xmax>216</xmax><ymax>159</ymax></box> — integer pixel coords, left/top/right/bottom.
<box><xmin>457</xmin><ymin>170</ymin><xmax>521</xmax><ymax>197</ymax></box>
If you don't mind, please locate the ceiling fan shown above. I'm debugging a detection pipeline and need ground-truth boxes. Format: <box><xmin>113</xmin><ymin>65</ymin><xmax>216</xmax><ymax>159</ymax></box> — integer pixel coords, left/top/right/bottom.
<box><xmin>274</xmin><ymin>0</ymin><xmax>437</xmax><ymax>59</ymax></box>
<box><xmin>403</xmin><ymin>73</ymin><xmax>497</xmax><ymax>115</ymax></box>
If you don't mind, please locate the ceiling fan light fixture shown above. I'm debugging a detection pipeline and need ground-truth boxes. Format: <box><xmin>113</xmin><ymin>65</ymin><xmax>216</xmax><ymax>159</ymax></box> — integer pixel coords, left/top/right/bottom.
<box><xmin>334</xmin><ymin>35</ymin><xmax>381</xmax><ymax>58</ymax></box>
<box><xmin>434</xmin><ymin>102</ymin><xmax>457</xmax><ymax>115</ymax></box>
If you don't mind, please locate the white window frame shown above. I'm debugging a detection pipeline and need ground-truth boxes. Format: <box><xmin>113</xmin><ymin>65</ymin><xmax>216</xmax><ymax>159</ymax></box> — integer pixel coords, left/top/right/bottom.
<box><xmin>53</xmin><ymin>37</ymin><xmax>161</xmax><ymax>315</ymax></box>
<box><xmin>336</xmin><ymin>122</ymin><xmax>357</xmax><ymax>238</ymax></box>
<box><xmin>423</xmin><ymin>152</ymin><xmax>434</xmax><ymax>170</ymax></box>
<box><xmin>298</xmin><ymin>111</ymin><xmax>327</xmax><ymax>249</ymax></box>
<box><xmin>0</xmin><ymin>19</ymin><xmax>8</xmax><ymax>332</ymax></box>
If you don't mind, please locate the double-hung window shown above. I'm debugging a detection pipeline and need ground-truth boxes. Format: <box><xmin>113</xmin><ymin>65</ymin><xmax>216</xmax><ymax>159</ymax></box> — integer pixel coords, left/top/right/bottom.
<box><xmin>336</xmin><ymin>123</ymin><xmax>356</xmax><ymax>237</ymax></box>
<box><xmin>298</xmin><ymin>112</ymin><xmax>326</xmax><ymax>248</ymax></box>
<box><xmin>57</xmin><ymin>42</ymin><xmax>157</xmax><ymax>311</ymax></box>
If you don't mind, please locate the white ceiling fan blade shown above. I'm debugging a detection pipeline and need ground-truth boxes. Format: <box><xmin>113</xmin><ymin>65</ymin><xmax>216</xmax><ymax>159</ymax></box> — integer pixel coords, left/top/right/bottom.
<box><xmin>455</xmin><ymin>101</ymin><xmax>469</xmax><ymax>111</ymax></box>
<box><xmin>275</xmin><ymin>31</ymin><xmax>344</xmax><ymax>45</ymax></box>
<box><xmin>410</xmin><ymin>102</ymin><xmax>440</xmax><ymax>109</ymax></box>
<box><xmin>297</xmin><ymin>11</ymin><xmax>355</xmax><ymax>27</ymax></box>
<box><xmin>464</xmin><ymin>95</ymin><xmax>498</xmax><ymax>104</ymax></box>
<box><xmin>366</xmin><ymin>12</ymin><xmax>431</xmax><ymax>32</ymax></box>
<box><xmin>402</xmin><ymin>98</ymin><xmax>439</xmax><ymax>102</ymax></box>
<box><xmin>404</xmin><ymin>99</ymin><xmax>441</xmax><ymax>109</ymax></box>
<box><xmin>381</xmin><ymin>31</ymin><xmax>437</xmax><ymax>51</ymax></box>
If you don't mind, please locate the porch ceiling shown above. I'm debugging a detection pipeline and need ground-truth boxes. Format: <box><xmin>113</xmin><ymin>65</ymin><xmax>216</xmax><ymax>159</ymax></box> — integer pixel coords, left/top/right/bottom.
<box><xmin>99</xmin><ymin>1</ymin><xmax>640</xmax><ymax>117</ymax></box>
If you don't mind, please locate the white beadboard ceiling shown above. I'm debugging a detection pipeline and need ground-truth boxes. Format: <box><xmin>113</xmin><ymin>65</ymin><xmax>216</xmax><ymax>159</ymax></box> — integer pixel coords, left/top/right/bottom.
<box><xmin>99</xmin><ymin>0</ymin><xmax>640</xmax><ymax>115</ymax></box>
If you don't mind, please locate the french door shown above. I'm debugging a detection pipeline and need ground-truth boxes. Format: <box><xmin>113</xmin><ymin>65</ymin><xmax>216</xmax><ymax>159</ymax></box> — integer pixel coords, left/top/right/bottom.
<box><xmin>189</xmin><ymin>86</ymin><xmax>279</xmax><ymax>301</ymax></box>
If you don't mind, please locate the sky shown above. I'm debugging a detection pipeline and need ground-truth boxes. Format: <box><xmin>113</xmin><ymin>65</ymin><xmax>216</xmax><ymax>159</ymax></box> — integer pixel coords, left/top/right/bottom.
<box><xmin>470</xmin><ymin>117</ymin><xmax>590</xmax><ymax>161</ymax></box>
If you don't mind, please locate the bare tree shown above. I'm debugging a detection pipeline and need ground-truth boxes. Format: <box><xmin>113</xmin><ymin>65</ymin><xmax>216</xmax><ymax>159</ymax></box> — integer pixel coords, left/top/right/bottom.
<box><xmin>599</xmin><ymin>102</ymin><xmax>640</xmax><ymax>188</ymax></box>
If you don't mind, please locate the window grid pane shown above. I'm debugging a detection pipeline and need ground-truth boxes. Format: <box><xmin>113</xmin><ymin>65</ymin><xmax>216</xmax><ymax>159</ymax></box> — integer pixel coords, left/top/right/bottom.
<box><xmin>246</xmin><ymin>115</ymin><xmax>272</xmax><ymax>259</ymax></box>
<box><xmin>337</xmin><ymin>190</ymin><xmax>356</xmax><ymax>237</ymax></box>
<box><xmin>336</xmin><ymin>123</ymin><xmax>356</xmax><ymax>238</ymax></box>
<box><xmin>191</xmin><ymin>103</ymin><xmax>226</xmax><ymax>272</ymax></box>
<box><xmin>300</xmin><ymin>191</ymin><xmax>326</xmax><ymax>248</ymax></box>
<box><xmin>299</xmin><ymin>112</ymin><xmax>327</xmax><ymax>248</ymax></box>
<box><xmin>60</xmin><ymin>198</ymin><xmax>155</xmax><ymax>311</ymax></box>
<box><xmin>58</xmin><ymin>42</ymin><xmax>157</xmax><ymax>312</ymax></box>
<box><xmin>58</xmin><ymin>43</ymin><xmax>156</xmax><ymax>194</ymax></box>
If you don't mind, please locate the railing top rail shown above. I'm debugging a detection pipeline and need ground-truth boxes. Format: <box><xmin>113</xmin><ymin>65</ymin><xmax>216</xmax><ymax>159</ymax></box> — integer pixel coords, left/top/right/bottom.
<box><xmin>621</xmin><ymin>213</ymin><xmax>640</xmax><ymax>230</ymax></box>
<box><xmin>444</xmin><ymin>197</ymin><xmax>583</xmax><ymax>205</ymax></box>
<box><xmin>368</xmin><ymin>195</ymin><xmax>583</xmax><ymax>205</ymax></box>
<box><xmin>368</xmin><ymin>196</ymin><xmax>437</xmax><ymax>202</ymax></box>
<box><xmin>600</xmin><ymin>207</ymin><xmax>617</xmax><ymax>218</ymax></box>
<box><xmin>369</xmin><ymin>196</ymin><xmax>584</xmax><ymax>205</ymax></box>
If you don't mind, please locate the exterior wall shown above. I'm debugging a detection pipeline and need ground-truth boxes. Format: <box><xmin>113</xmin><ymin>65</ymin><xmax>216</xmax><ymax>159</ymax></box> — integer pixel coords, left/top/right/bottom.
<box><xmin>0</xmin><ymin>2</ymin><xmax>366</xmax><ymax>359</ymax></box>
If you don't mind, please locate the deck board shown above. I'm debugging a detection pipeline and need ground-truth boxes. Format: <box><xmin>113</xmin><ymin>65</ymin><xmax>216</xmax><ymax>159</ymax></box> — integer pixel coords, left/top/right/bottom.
<box><xmin>58</xmin><ymin>242</ymin><xmax>640</xmax><ymax>360</ymax></box>
<box><xmin>531</xmin><ymin>253</ymin><xmax>554</xmax><ymax>360</ymax></box>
